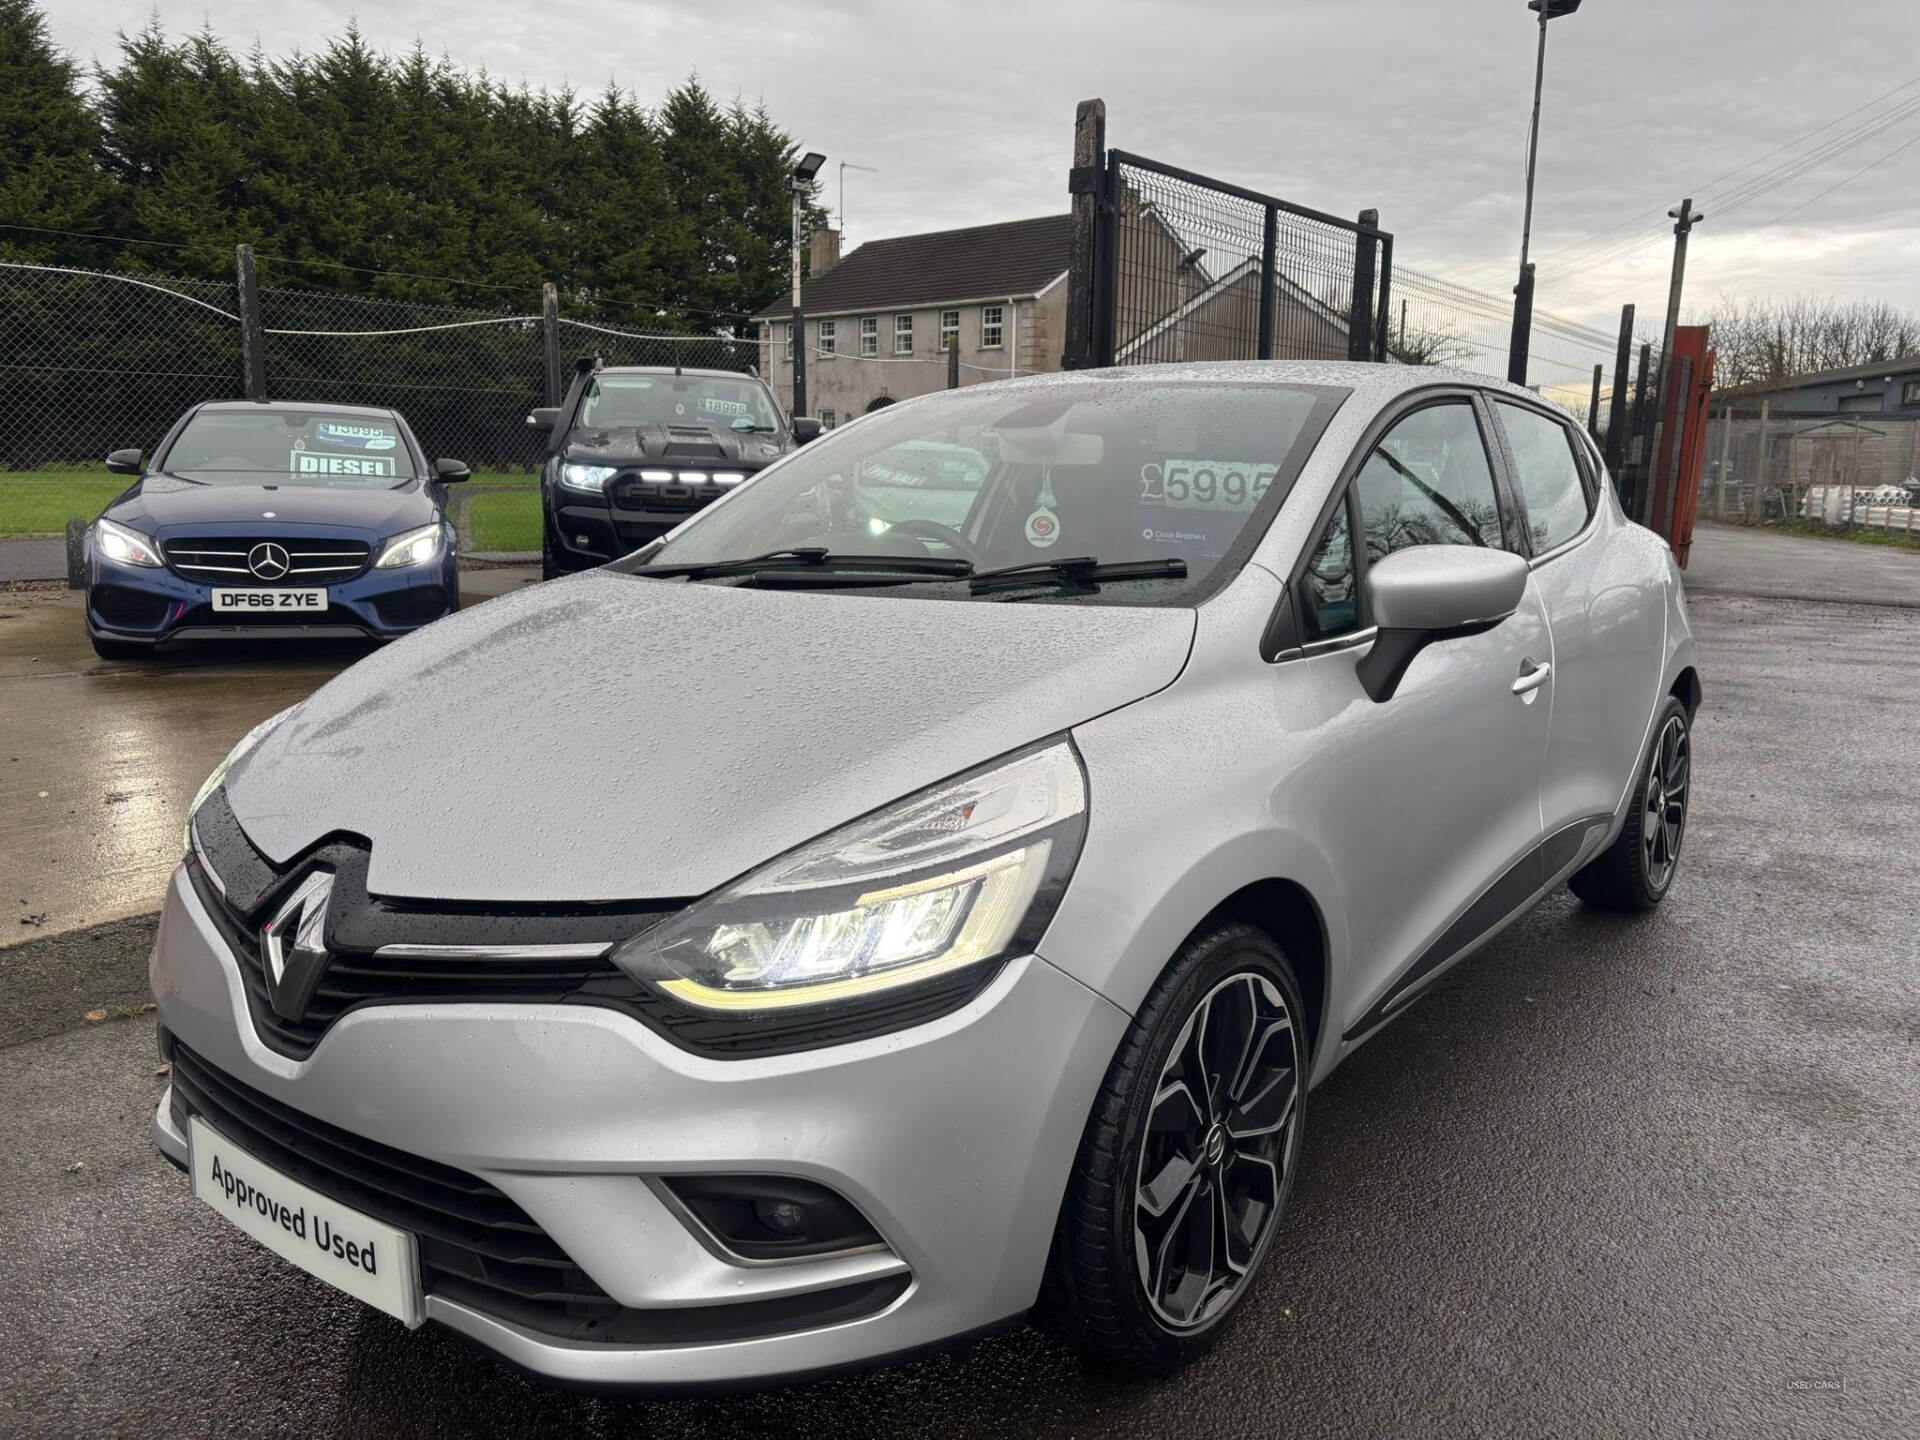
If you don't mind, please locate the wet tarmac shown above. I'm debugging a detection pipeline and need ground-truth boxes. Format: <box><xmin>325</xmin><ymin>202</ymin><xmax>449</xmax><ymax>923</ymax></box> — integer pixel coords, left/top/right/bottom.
<box><xmin>0</xmin><ymin>570</ymin><xmax>537</xmax><ymax>942</ymax></box>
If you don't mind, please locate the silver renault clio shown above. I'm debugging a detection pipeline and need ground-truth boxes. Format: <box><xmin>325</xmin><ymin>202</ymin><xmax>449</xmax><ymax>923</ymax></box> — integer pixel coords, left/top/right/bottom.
<box><xmin>152</xmin><ymin>361</ymin><xmax>1698</xmax><ymax>1388</ymax></box>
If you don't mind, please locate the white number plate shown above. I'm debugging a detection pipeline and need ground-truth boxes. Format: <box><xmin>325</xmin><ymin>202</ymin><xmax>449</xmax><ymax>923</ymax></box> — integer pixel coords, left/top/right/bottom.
<box><xmin>211</xmin><ymin>588</ymin><xmax>328</xmax><ymax>613</ymax></box>
<box><xmin>189</xmin><ymin>1115</ymin><xmax>424</xmax><ymax>1327</ymax></box>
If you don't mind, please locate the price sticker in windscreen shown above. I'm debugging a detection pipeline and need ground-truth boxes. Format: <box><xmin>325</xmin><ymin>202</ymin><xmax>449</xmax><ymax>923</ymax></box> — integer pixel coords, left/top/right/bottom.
<box><xmin>1140</xmin><ymin>460</ymin><xmax>1279</xmax><ymax>513</ymax></box>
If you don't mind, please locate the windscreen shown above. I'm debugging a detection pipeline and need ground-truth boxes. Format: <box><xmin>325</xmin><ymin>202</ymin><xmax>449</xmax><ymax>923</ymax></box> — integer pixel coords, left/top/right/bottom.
<box><xmin>648</xmin><ymin>381</ymin><xmax>1348</xmax><ymax>596</ymax></box>
<box><xmin>580</xmin><ymin>374</ymin><xmax>783</xmax><ymax>432</ymax></box>
<box><xmin>161</xmin><ymin>410</ymin><xmax>417</xmax><ymax>485</ymax></box>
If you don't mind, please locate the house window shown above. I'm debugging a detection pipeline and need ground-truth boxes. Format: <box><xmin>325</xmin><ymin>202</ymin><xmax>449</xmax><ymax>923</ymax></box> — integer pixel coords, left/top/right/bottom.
<box><xmin>1903</xmin><ymin>380</ymin><xmax>1920</xmax><ymax>406</ymax></box>
<box><xmin>980</xmin><ymin>305</ymin><xmax>1004</xmax><ymax>348</ymax></box>
<box><xmin>818</xmin><ymin>318</ymin><xmax>836</xmax><ymax>356</ymax></box>
<box><xmin>782</xmin><ymin>322</ymin><xmax>793</xmax><ymax>360</ymax></box>
<box><xmin>821</xmin><ymin>410</ymin><xmax>837</xmax><ymax>430</ymax></box>
<box><xmin>895</xmin><ymin>314</ymin><xmax>914</xmax><ymax>354</ymax></box>
<box><xmin>860</xmin><ymin>316</ymin><xmax>878</xmax><ymax>356</ymax></box>
<box><xmin>939</xmin><ymin>310</ymin><xmax>960</xmax><ymax>351</ymax></box>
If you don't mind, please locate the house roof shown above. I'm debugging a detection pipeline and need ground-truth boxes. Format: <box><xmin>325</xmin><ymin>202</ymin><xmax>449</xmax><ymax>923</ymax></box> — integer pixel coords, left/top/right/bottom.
<box><xmin>1715</xmin><ymin>354</ymin><xmax>1920</xmax><ymax>398</ymax></box>
<box><xmin>755</xmin><ymin>214</ymin><xmax>1072</xmax><ymax>321</ymax></box>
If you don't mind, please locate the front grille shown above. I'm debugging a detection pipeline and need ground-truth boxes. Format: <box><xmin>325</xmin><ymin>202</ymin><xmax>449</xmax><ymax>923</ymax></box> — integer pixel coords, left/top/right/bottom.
<box><xmin>167</xmin><ymin>1040</ymin><xmax>911</xmax><ymax>1343</ymax></box>
<box><xmin>610</xmin><ymin>475</ymin><xmax>735</xmax><ymax>514</ymax></box>
<box><xmin>168</xmin><ymin>1040</ymin><xmax>619</xmax><ymax>1333</ymax></box>
<box><xmin>166</xmin><ymin>536</ymin><xmax>373</xmax><ymax>584</ymax></box>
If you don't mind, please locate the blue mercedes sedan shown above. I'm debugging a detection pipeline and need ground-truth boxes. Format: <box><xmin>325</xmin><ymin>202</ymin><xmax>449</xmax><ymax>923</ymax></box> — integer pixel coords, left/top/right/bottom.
<box><xmin>84</xmin><ymin>401</ymin><xmax>467</xmax><ymax>659</ymax></box>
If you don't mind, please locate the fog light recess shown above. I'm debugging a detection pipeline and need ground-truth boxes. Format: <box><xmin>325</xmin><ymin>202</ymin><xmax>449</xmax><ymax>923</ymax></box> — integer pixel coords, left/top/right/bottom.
<box><xmin>663</xmin><ymin>1175</ymin><xmax>884</xmax><ymax>1261</ymax></box>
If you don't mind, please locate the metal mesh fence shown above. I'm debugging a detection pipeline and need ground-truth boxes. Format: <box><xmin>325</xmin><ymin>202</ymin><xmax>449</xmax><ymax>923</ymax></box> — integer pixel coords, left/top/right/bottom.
<box><xmin>0</xmin><ymin>260</ymin><xmax>757</xmax><ymax>554</ymax></box>
<box><xmin>1104</xmin><ymin>152</ymin><xmax>1385</xmax><ymax>367</ymax></box>
<box><xmin>1695</xmin><ymin>413</ymin><xmax>1920</xmax><ymax>537</ymax></box>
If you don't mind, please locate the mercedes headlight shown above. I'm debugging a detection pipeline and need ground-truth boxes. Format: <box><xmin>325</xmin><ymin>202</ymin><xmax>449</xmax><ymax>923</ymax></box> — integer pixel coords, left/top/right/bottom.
<box><xmin>561</xmin><ymin>463</ymin><xmax>618</xmax><ymax>493</ymax></box>
<box><xmin>95</xmin><ymin>516</ymin><xmax>162</xmax><ymax>568</ymax></box>
<box><xmin>184</xmin><ymin>705</ymin><xmax>297</xmax><ymax>854</ymax></box>
<box><xmin>374</xmin><ymin>523</ymin><xmax>444</xmax><ymax>569</ymax></box>
<box><xmin>614</xmin><ymin>741</ymin><xmax>1086</xmax><ymax>1011</ymax></box>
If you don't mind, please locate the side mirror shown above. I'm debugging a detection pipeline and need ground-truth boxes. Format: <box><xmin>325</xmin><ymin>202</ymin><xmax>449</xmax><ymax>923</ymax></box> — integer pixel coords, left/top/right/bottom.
<box><xmin>433</xmin><ymin>458</ymin><xmax>471</xmax><ymax>483</ymax></box>
<box><xmin>1356</xmin><ymin>546</ymin><xmax>1527</xmax><ymax>703</ymax></box>
<box><xmin>106</xmin><ymin>448</ymin><xmax>143</xmax><ymax>476</ymax></box>
<box><xmin>792</xmin><ymin>416</ymin><xmax>823</xmax><ymax>443</ymax></box>
<box><xmin>525</xmin><ymin>407</ymin><xmax>562</xmax><ymax>431</ymax></box>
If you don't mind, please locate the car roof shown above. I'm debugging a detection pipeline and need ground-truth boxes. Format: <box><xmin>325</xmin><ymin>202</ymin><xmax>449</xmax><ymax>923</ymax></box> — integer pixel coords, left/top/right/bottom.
<box><xmin>897</xmin><ymin>359</ymin><xmax>1551</xmax><ymax>408</ymax></box>
<box><xmin>194</xmin><ymin>399</ymin><xmax>405</xmax><ymax>420</ymax></box>
<box><xmin>594</xmin><ymin>366</ymin><xmax>767</xmax><ymax>383</ymax></box>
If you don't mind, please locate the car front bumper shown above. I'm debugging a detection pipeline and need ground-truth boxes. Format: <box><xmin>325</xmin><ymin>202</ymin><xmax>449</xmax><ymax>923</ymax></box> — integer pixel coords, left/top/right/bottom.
<box><xmin>148</xmin><ymin>864</ymin><xmax>1126</xmax><ymax>1389</ymax></box>
<box><xmin>547</xmin><ymin>476</ymin><xmax>750</xmax><ymax>570</ymax></box>
<box><xmin>87</xmin><ymin>548</ymin><xmax>459</xmax><ymax>646</ymax></box>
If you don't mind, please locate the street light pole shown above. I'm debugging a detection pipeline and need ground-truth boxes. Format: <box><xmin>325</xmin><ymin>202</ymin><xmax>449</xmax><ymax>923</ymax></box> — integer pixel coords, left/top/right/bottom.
<box><xmin>1508</xmin><ymin>0</ymin><xmax>1582</xmax><ymax>387</ymax></box>
<box><xmin>790</xmin><ymin>151</ymin><xmax>825</xmax><ymax>421</ymax></box>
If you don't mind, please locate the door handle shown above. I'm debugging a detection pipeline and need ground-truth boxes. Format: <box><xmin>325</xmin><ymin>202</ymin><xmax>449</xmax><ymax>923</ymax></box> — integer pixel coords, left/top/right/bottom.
<box><xmin>1512</xmin><ymin>660</ymin><xmax>1552</xmax><ymax>697</ymax></box>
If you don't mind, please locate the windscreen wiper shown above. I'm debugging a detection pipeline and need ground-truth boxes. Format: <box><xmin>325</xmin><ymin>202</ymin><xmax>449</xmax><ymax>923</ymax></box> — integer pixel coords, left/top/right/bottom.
<box><xmin>628</xmin><ymin>546</ymin><xmax>973</xmax><ymax>580</ymax></box>
<box><xmin>968</xmin><ymin>556</ymin><xmax>1188</xmax><ymax>594</ymax></box>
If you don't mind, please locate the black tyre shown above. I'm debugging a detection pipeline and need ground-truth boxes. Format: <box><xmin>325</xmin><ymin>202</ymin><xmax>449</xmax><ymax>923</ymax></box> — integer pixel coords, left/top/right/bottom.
<box><xmin>1039</xmin><ymin>921</ymin><xmax>1307</xmax><ymax>1374</ymax></box>
<box><xmin>541</xmin><ymin>525</ymin><xmax>564</xmax><ymax>581</ymax></box>
<box><xmin>89</xmin><ymin>632</ymin><xmax>151</xmax><ymax>661</ymax></box>
<box><xmin>1569</xmin><ymin>694</ymin><xmax>1691</xmax><ymax>912</ymax></box>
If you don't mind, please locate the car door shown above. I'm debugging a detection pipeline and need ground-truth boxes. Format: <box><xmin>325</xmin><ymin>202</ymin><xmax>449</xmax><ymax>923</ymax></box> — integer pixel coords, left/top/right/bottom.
<box><xmin>1282</xmin><ymin>393</ymin><xmax>1553</xmax><ymax>1041</ymax></box>
<box><xmin>1486</xmin><ymin>397</ymin><xmax>1664</xmax><ymax>846</ymax></box>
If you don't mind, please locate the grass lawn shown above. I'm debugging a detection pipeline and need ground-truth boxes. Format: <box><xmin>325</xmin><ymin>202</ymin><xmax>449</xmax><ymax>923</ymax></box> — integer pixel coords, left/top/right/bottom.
<box><xmin>1768</xmin><ymin>519</ymin><xmax>1920</xmax><ymax>554</ymax></box>
<box><xmin>0</xmin><ymin>468</ymin><xmax>128</xmax><ymax>536</ymax></box>
<box><xmin>466</xmin><ymin>488</ymin><xmax>542</xmax><ymax>552</ymax></box>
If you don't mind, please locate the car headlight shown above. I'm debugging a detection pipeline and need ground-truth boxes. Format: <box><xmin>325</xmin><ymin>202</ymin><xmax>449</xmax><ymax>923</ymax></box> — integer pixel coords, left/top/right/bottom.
<box><xmin>614</xmin><ymin>740</ymin><xmax>1087</xmax><ymax>1012</ymax></box>
<box><xmin>95</xmin><ymin>516</ymin><xmax>162</xmax><ymax>568</ymax></box>
<box><xmin>374</xmin><ymin>523</ymin><xmax>444</xmax><ymax>569</ymax></box>
<box><xmin>561</xmin><ymin>463</ymin><xmax>618</xmax><ymax>493</ymax></box>
<box><xmin>184</xmin><ymin>704</ymin><xmax>297</xmax><ymax>854</ymax></box>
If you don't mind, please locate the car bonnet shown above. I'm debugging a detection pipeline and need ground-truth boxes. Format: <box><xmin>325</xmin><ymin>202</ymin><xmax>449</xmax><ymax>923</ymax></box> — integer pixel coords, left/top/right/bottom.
<box><xmin>222</xmin><ymin>571</ymin><xmax>1195</xmax><ymax>902</ymax></box>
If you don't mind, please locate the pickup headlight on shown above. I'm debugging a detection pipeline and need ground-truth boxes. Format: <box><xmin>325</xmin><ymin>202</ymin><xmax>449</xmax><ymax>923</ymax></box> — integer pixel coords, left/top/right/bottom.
<box><xmin>94</xmin><ymin>516</ymin><xmax>163</xmax><ymax>568</ymax></box>
<box><xmin>374</xmin><ymin>523</ymin><xmax>445</xmax><ymax>569</ymax></box>
<box><xmin>614</xmin><ymin>741</ymin><xmax>1087</xmax><ymax>1011</ymax></box>
<box><xmin>561</xmin><ymin>463</ymin><xmax>618</xmax><ymax>492</ymax></box>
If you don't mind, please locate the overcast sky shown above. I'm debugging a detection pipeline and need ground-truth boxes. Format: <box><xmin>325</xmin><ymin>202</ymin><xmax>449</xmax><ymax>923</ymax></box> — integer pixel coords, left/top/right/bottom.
<box><xmin>43</xmin><ymin>0</ymin><xmax>1920</xmax><ymax>386</ymax></box>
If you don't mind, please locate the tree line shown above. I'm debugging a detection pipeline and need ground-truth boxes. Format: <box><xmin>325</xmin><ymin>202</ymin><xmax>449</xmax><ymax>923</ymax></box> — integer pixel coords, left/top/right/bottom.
<box><xmin>0</xmin><ymin>0</ymin><xmax>824</xmax><ymax>329</ymax></box>
<box><xmin>1697</xmin><ymin>295</ymin><xmax>1920</xmax><ymax>389</ymax></box>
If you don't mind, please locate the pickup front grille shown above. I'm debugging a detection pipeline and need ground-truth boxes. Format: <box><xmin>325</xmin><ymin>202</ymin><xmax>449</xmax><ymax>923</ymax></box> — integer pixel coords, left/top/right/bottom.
<box><xmin>165</xmin><ymin>536</ymin><xmax>373</xmax><ymax>584</ymax></box>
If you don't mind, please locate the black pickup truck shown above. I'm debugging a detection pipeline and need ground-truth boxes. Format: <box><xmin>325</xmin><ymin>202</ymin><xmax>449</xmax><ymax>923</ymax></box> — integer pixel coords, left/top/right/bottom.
<box><xmin>530</xmin><ymin>362</ymin><xmax>819</xmax><ymax>577</ymax></box>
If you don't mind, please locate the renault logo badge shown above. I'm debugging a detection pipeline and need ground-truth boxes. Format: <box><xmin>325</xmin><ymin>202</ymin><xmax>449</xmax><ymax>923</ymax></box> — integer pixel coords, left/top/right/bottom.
<box><xmin>247</xmin><ymin>542</ymin><xmax>291</xmax><ymax>580</ymax></box>
<box><xmin>259</xmin><ymin>870</ymin><xmax>334</xmax><ymax>1022</ymax></box>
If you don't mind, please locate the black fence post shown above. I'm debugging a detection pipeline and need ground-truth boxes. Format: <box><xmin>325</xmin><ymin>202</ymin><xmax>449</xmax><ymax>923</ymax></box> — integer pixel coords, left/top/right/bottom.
<box><xmin>1093</xmin><ymin>157</ymin><xmax>1121</xmax><ymax>367</ymax></box>
<box><xmin>1372</xmin><ymin>233</ymin><xmax>1393</xmax><ymax>362</ymax></box>
<box><xmin>235</xmin><ymin>244</ymin><xmax>267</xmax><ymax>401</ymax></box>
<box><xmin>1587</xmin><ymin>365</ymin><xmax>1603</xmax><ymax>440</ymax></box>
<box><xmin>948</xmin><ymin>333</ymin><xmax>959</xmax><ymax>389</ymax></box>
<box><xmin>1062</xmin><ymin>98</ymin><xmax>1106</xmax><ymax>369</ymax></box>
<box><xmin>1347</xmin><ymin>210</ymin><xmax>1377</xmax><ymax>362</ymax></box>
<box><xmin>1626</xmin><ymin>341</ymin><xmax>1652</xmax><ymax>519</ymax></box>
<box><xmin>1603</xmin><ymin>302</ymin><xmax>1634</xmax><ymax>482</ymax></box>
<box><xmin>793</xmin><ymin>309</ymin><xmax>807</xmax><ymax>419</ymax></box>
<box><xmin>1257</xmin><ymin>205</ymin><xmax>1278</xmax><ymax>360</ymax></box>
<box><xmin>1506</xmin><ymin>261</ymin><xmax>1534</xmax><ymax>387</ymax></box>
<box><xmin>542</xmin><ymin>283</ymin><xmax>561</xmax><ymax>405</ymax></box>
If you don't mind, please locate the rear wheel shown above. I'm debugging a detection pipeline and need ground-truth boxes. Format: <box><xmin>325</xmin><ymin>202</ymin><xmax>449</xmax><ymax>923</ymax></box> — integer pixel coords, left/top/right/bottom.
<box><xmin>1570</xmin><ymin>694</ymin><xmax>1691</xmax><ymax>911</ymax></box>
<box><xmin>1039</xmin><ymin>921</ymin><xmax>1306</xmax><ymax>1374</ymax></box>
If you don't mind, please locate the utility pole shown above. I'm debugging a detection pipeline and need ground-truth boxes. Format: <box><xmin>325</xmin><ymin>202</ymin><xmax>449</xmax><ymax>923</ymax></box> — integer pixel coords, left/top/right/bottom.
<box><xmin>1586</xmin><ymin>365</ymin><xmax>1603</xmax><ymax>440</ymax></box>
<box><xmin>1641</xmin><ymin>198</ymin><xmax>1705</xmax><ymax>523</ymax></box>
<box><xmin>1602</xmin><ymin>303</ymin><xmax>1634</xmax><ymax>482</ymax></box>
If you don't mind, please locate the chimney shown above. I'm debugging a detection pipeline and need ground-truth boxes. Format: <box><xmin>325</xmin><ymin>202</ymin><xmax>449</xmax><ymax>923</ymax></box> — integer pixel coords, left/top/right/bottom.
<box><xmin>808</xmin><ymin>227</ymin><xmax>841</xmax><ymax>277</ymax></box>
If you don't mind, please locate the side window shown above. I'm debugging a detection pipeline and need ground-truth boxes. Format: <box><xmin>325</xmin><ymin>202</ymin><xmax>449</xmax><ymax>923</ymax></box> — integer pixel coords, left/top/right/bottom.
<box><xmin>1354</xmin><ymin>401</ymin><xmax>1506</xmax><ymax>562</ymax></box>
<box><xmin>1495</xmin><ymin>400</ymin><xmax>1593</xmax><ymax>552</ymax></box>
<box><xmin>1298</xmin><ymin>498</ymin><xmax>1357</xmax><ymax>641</ymax></box>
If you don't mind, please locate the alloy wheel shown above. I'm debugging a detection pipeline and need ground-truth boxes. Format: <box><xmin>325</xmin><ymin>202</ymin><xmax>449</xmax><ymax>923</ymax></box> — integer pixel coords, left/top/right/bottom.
<box><xmin>1132</xmin><ymin>970</ymin><xmax>1302</xmax><ymax>1331</ymax></box>
<box><xmin>1643</xmin><ymin>713</ymin><xmax>1690</xmax><ymax>891</ymax></box>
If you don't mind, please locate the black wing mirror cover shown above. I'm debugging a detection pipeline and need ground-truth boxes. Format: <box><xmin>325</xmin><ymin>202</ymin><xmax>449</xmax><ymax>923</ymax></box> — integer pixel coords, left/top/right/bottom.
<box><xmin>105</xmin><ymin>448</ymin><xmax>143</xmax><ymax>476</ymax></box>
